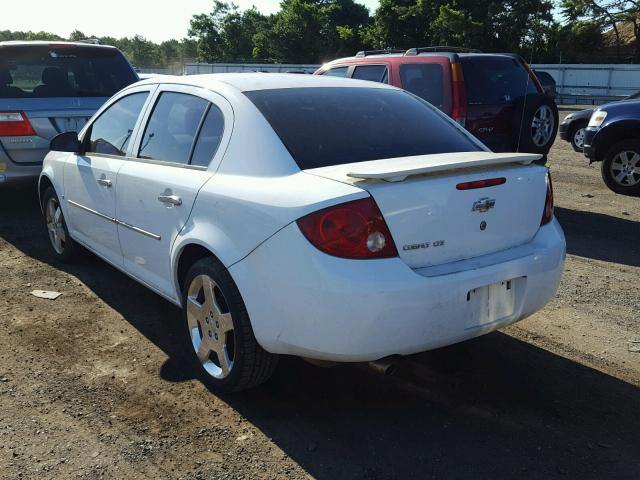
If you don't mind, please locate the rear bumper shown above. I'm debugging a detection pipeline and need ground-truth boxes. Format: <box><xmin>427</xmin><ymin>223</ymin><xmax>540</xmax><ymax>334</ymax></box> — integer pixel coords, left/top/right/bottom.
<box><xmin>230</xmin><ymin>219</ymin><xmax>566</xmax><ymax>362</ymax></box>
<box><xmin>558</xmin><ymin>121</ymin><xmax>570</xmax><ymax>141</ymax></box>
<box><xmin>0</xmin><ymin>156</ymin><xmax>41</xmax><ymax>186</ymax></box>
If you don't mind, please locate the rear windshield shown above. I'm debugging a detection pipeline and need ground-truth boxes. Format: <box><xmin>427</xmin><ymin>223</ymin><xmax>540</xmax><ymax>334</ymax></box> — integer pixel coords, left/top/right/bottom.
<box><xmin>0</xmin><ymin>45</ymin><xmax>138</xmax><ymax>99</ymax></box>
<box><xmin>461</xmin><ymin>57</ymin><xmax>538</xmax><ymax>105</ymax></box>
<box><xmin>245</xmin><ymin>87</ymin><xmax>480</xmax><ymax>169</ymax></box>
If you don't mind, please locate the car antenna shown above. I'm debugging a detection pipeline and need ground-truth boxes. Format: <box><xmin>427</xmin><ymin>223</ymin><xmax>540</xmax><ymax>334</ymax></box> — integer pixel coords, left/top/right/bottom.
<box><xmin>516</xmin><ymin>19</ymin><xmax>538</xmax><ymax>154</ymax></box>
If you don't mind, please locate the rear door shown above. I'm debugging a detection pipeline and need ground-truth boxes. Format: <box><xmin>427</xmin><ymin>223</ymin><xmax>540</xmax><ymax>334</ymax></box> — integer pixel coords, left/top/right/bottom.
<box><xmin>0</xmin><ymin>44</ymin><xmax>138</xmax><ymax>165</ymax></box>
<box><xmin>63</xmin><ymin>87</ymin><xmax>153</xmax><ymax>265</ymax></box>
<box><xmin>115</xmin><ymin>85</ymin><xmax>232</xmax><ymax>299</ymax></box>
<box><xmin>460</xmin><ymin>56</ymin><xmax>539</xmax><ymax>151</ymax></box>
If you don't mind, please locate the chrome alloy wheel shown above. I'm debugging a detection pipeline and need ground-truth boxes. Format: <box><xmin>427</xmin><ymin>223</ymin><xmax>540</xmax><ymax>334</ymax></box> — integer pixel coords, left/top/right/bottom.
<box><xmin>573</xmin><ymin>127</ymin><xmax>585</xmax><ymax>149</ymax></box>
<box><xmin>186</xmin><ymin>274</ymin><xmax>235</xmax><ymax>379</ymax></box>
<box><xmin>45</xmin><ymin>197</ymin><xmax>66</xmax><ymax>255</ymax></box>
<box><xmin>610</xmin><ymin>150</ymin><xmax>640</xmax><ymax>187</ymax></box>
<box><xmin>531</xmin><ymin>105</ymin><xmax>554</xmax><ymax>147</ymax></box>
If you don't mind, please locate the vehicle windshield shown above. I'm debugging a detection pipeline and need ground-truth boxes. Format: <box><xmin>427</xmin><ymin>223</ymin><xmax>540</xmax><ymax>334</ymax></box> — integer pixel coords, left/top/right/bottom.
<box><xmin>0</xmin><ymin>45</ymin><xmax>138</xmax><ymax>98</ymax></box>
<box><xmin>245</xmin><ymin>87</ymin><xmax>480</xmax><ymax>170</ymax></box>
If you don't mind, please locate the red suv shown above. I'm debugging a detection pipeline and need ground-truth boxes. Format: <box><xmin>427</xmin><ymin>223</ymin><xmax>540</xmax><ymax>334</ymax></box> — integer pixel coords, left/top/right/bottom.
<box><xmin>314</xmin><ymin>47</ymin><xmax>558</xmax><ymax>163</ymax></box>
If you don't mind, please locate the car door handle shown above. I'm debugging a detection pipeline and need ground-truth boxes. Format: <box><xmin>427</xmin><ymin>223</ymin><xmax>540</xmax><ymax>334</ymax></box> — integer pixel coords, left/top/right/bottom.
<box><xmin>158</xmin><ymin>194</ymin><xmax>182</xmax><ymax>206</ymax></box>
<box><xmin>97</xmin><ymin>178</ymin><xmax>112</xmax><ymax>187</ymax></box>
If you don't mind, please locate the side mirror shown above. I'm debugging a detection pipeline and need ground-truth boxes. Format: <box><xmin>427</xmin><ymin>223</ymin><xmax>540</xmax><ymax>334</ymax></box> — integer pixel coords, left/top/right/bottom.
<box><xmin>50</xmin><ymin>131</ymin><xmax>82</xmax><ymax>153</ymax></box>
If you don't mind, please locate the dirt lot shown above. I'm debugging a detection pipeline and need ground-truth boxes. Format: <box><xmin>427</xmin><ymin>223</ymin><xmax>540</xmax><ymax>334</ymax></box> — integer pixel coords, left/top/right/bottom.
<box><xmin>1</xmin><ymin>111</ymin><xmax>639</xmax><ymax>480</ymax></box>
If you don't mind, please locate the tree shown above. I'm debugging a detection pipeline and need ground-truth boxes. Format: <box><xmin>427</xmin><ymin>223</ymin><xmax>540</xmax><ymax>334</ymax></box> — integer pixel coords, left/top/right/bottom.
<box><xmin>561</xmin><ymin>0</ymin><xmax>640</xmax><ymax>61</ymax></box>
<box><xmin>69</xmin><ymin>30</ymin><xmax>87</xmax><ymax>41</ymax></box>
<box><xmin>361</xmin><ymin>0</ymin><xmax>434</xmax><ymax>49</ymax></box>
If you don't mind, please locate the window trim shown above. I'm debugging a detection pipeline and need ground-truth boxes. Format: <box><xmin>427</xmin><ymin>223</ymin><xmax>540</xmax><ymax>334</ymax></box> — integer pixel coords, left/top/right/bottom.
<box><xmin>126</xmin><ymin>83</ymin><xmax>233</xmax><ymax>171</ymax></box>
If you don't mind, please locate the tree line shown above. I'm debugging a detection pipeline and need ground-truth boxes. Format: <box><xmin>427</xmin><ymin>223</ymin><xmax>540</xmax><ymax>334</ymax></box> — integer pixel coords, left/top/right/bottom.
<box><xmin>2</xmin><ymin>0</ymin><xmax>639</xmax><ymax>66</ymax></box>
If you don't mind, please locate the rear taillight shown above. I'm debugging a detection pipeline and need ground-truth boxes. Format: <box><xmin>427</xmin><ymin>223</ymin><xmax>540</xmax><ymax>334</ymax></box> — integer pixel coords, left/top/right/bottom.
<box><xmin>0</xmin><ymin>112</ymin><xmax>36</xmax><ymax>136</ymax></box>
<box><xmin>541</xmin><ymin>173</ymin><xmax>554</xmax><ymax>225</ymax></box>
<box><xmin>297</xmin><ymin>197</ymin><xmax>398</xmax><ymax>259</ymax></box>
<box><xmin>451</xmin><ymin>63</ymin><xmax>467</xmax><ymax>127</ymax></box>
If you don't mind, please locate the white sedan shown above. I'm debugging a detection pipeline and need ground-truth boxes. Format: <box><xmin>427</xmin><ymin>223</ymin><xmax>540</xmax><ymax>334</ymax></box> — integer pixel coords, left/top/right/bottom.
<box><xmin>39</xmin><ymin>74</ymin><xmax>565</xmax><ymax>392</ymax></box>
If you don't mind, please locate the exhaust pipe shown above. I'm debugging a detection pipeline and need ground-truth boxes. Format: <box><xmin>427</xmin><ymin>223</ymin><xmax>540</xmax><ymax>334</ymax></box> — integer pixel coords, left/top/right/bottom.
<box><xmin>368</xmin><ymin>356</ymin><xmax>400</xmax><ymax>376</ymax></box>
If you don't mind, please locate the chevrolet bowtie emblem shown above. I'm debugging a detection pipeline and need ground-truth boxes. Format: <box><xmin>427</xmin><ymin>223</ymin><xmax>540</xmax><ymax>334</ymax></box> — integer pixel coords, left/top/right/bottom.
<box><xmin>472</xmin><ymin>197</ymin><xmax>496</xmax><ymax>213</ymax></box>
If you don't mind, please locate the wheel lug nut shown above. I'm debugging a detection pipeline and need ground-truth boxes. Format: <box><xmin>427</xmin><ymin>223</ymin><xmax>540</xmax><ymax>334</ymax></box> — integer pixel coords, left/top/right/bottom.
<box><xmin>214</xmin><ymin>333</ymin><xmax>218</xmax><ymax>340</ymax></box>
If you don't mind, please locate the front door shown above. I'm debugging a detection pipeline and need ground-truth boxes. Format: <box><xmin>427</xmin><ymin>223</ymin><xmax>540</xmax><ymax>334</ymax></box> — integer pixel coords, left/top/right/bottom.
<box><xmin>63</xmin><ymin>91</ymin><xmax>150</xmax><ymax>264</ymax></box>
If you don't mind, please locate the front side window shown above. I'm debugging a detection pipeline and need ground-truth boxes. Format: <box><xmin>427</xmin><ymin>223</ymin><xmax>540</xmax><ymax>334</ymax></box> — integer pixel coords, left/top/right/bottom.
<box><xmin>322</xmin><ymin>67</ymin><xmax>349</xmax><ymax>77</ymax></box>
<box><xmin>138</xmin><ymin>92</ymin><xmax>209</xmax><ymax>164</ymax></box>
<box><xmin>352</xmin><ymin>65</ymin><xmax>388</xmax><ymax>83</ymax></box>
<box><xmin>86</xmin><ymin>92</ymin><xmax>148</xmax><ymax>156</ymax></box>
<box><xmin>245</xmin><ymin>87</ymin><xmax>480</xmax><ymax>170</ymax></box>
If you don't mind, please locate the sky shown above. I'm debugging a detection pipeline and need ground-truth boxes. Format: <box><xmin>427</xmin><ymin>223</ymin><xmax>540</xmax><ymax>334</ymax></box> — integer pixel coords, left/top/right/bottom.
<box><xmin>3</xmin><ymin>0</ymin><xmax>381</xmax><ymax>43</ymax></box>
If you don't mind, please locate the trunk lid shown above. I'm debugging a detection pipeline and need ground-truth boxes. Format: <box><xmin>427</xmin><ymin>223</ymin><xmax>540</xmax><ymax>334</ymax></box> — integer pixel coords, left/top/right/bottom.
<box><xmin>306</xmin><ymin>152</ymin><xmax>548</xmax><ymax>269</ymax></box>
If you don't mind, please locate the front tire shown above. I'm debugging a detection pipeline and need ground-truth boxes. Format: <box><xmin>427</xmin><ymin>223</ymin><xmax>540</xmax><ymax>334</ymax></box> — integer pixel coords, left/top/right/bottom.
<box><xmin>42</xmin><ymin>186</ymin><xmax>80</xmax><ymax>262</ymax></box>
<box><xmin>570</xmin><ymin>122</ymin><xmax>587</xmax><ymax>152</ymax></box>
<box><xmin>182</xmin><ymin>257</ymin><xmax>278</xmax><ymax>392</ymax></box>
<box><xmin>601</xmin><ymin>140</ymin><xmax>640</xmax><ymax>196</ymax></box>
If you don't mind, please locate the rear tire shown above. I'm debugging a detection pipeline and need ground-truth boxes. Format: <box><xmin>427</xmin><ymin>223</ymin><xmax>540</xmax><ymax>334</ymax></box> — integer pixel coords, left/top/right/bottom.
<box><xmin>182</xmin><ymin>257</ymin><xmax>278</xmax><ymax>392</ymax></box>
<box><xmin>42</xmin><ymin>186</ymin><xmax>81</xmax><ymax>263</ymax></box>
<box><xmin>512</xmin><ymin>94</ymin><xmax>559</xmax><ymax>155</ymax></box>
<box><xmin>601</xmin><ymin>140</ymin><xmax>640</xmax><ymax>196</ymax></box>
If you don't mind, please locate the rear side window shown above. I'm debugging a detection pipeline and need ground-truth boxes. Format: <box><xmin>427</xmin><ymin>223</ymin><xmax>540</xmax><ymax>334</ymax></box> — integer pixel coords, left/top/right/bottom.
<box><xmin>322</xmin><ymin>67</ymin><xmax>349</xmax><ymax>77</ymax></box>
<box><xmin>138</xmin><ymin>92</ymin><xmax>208</xmax><ymax>164</ymax></box>
<box><xmin>0</xmin><ymin>45</ymin><xmax>138</xmax><ymax>99</ymax></box>
<box><xmin>461</xmin><ymin>57</ymin><xmax>538</xmax><ymax>105</ymax></box>
<box><xmin>400</xmin><ymin>63</ymin><xmax>445</xmax><ymax>110</ymax></box>
<box><xmin>352</xmin><ymin>65</ymin><xmax>388</xmax><ymax>83</ymax></box>
<box><xmin>87</xmin><ymin>92</ymin><xmax>148</xmax><ymax>156</ymax></box>
<box><xmin>190</xmin><ymin>105</ymin><xmax>225</xmax><ymax>167</ymax></box>
<box><xmin>245</xmin><ymin>87</ymin><xmax>480</xmax><ymax>170</ymax></box>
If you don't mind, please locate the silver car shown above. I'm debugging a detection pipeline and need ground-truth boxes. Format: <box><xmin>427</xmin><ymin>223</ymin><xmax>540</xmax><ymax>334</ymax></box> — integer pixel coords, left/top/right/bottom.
<box><xmin>0</xmin><ymin>41</ymin><xmax>138</xmax><ymax>186</ymax></box>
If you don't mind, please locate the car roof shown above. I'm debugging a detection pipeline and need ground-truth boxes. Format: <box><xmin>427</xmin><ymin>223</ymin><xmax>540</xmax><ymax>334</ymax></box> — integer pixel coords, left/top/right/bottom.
<box><xmin>133</xmin><ymin>72</ymin><xmax>399</xmax><ymax>93</ymax></box>
<box><xmin>0</xmin><ymin>40</ymin><xmax>117</xmax><ymax>49</ymax></box>
<box><xmin>322</xmin><ymin>51</ymin><xmax>519</xmax><ymax>66</ymax></box>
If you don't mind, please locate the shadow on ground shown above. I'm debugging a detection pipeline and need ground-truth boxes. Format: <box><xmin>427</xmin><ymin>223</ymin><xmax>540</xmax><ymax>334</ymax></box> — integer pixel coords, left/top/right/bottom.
<box><xmin>1</xmin><ymin>187</ymin><xmax>639</xmax><ymax>479</ymax></box>
<box><xmin>555</xmin><ymin>206</ymin><xmax>640</xmax><ymax>267</ymax></box>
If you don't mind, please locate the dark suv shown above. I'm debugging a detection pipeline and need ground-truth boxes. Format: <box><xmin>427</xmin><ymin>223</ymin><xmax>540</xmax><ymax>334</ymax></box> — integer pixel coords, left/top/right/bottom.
<box><xmin>315</xmin><ymin>47</ymin><xmax>558</xmax><ymax>163</ymax></box>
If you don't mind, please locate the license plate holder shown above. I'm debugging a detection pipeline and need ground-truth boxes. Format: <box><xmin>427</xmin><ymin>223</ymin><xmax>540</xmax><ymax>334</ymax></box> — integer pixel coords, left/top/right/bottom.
<box><xmin>465</xmin><ymin>279</ymin><xmax>517</xmax><ymax>329</ymax></box>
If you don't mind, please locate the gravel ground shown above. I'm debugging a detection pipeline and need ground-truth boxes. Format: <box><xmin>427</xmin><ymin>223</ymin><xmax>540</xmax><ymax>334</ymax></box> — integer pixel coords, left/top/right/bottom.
<box><xmin>0</xmin><ymin>113</ymin><xmax>639</xmax><ymax>479</ymax></box>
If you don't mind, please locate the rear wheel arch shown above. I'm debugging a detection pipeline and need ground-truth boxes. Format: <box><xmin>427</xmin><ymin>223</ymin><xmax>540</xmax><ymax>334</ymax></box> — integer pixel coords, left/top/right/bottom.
<box><xmin>175</xmin><ymin>243</ymin><xmax>220</xmax><ymax>297</ymax></box>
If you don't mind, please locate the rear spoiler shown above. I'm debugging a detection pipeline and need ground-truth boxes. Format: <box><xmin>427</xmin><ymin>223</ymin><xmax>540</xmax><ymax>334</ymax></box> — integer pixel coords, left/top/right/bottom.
<box><xmin>344</xmin><ymin>152</ymin><xmax>541</xmax><ymax>182</ymax></box>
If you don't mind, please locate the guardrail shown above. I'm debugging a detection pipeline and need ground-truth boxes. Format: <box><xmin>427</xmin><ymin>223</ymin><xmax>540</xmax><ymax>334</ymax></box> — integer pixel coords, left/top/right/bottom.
<box><xmin>531</xmin><ymin>63</ymin><xmax>640</xmax><ymax>105</ymax></box>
